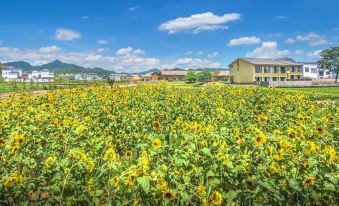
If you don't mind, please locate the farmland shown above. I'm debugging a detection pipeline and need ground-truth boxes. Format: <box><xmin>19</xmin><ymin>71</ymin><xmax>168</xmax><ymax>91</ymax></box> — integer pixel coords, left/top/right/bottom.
<box><xmin>0</xmin><ymin>84</ymin><xmax>338</xmax><ymax>205</ymax></box>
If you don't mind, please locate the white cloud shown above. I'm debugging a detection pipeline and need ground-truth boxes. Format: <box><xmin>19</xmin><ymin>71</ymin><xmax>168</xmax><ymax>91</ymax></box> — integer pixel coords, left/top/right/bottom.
<box><xmin>285</xmin><ymin>32</ymin><xmax>327</xmax><ymax>46</ymax></box>
<box><xmin>306</xmin><ymin>50</ymin><xmax>322</xmax><ymax>58</ymax></box>
<box><xmin>171</xmin><ymin>58</ymin><xmax>220</xmax><ymax>68</ymax></box>
<box><xmin>296</xmin><ymin>32</ymin><xmax>327</xmax><ymax>46</ymax></box>
<box><xmin>55</xmin><ymin>28</ymin><xmax>81</xmax><ymax>41</ymax></box>
<box><xmin>285</xmin><ymin>38</ymin><xmax>296</xmax><ymax>44</ymax></box>
<box><xmin>128</xmin><ymin>6</ymin><xmax>139</xmax><ymax>11</ymax></box>
<box><xmin>97</xmin><ymin>39</ymin><xmax>109</xmax><ymax>45</ymax></box>
<box><xmin>185</xmin><ymin>51</ymin><xmax>193</xmax><ymax>55</ymax></box>
<box><xmin>294</xmin><ymin>49</ymin><xmax>305</xmax><ymax>55</ymax></box>
<box><xmin>197</xmin><ymin>51</ymin><xmax>203</xmax><ymax>55</ymax></box>
<box><xmin>208</xmin><ymin>52</ymin><xmax>219</xmax><ymax>58</ymax></box>
<box><xmin>116</xmin><ymin>47</ymin><xmax>145</xmax><ymax>56</ymax></box>
<box><xmin>228</xmin><ymin>36</ymin><xmax>261</xmax><ymax>46</ymax></box>
<box><xmin>159</xmin><ymin>12</ymin><xmax>241</xmax><ymax>34</ymax></box>
<box><xmin>193</xmin><ymin>25</ymin><xmax>228</xmax><ymax>34</ymax></box>
<box><xmin>274</xmin><ymin>16</ymin><xmax>288</xmax><ymax>19</ymax></box>
<box><xmin>246</xmin><ymin>41</ymin><xmax>289</xmax><ymax>59</ymax></box>
<box><xmin>81</xmin><ymin>16</ymin><xmax>90</xmax><ymax>19</ymax></box>
<box><xmin>39</xmin><ymin>46</ymin><xmax>62</xmax><ymax>53</ymax></box>
<box><xmin>96</xmin><ymin>48</ymin><xmax>108</xmax><ymax>53</ymax></box>
<box><xmin>0</xmin><ymin>46</ymin><xmax>221</xmax><ymax>72</ymax></box>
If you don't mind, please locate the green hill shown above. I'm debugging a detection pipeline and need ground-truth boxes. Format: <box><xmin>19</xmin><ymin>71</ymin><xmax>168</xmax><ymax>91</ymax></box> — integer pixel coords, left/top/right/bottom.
<box><xmin>3</xmin><ymin>60</ymin><xmax>115</xmax><ymax>75</ymax></box>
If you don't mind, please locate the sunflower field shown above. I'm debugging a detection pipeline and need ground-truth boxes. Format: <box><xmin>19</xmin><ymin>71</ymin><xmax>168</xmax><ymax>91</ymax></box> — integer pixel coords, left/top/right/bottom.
<box><xmin>0</xmin><ymin>84</ymin><xmax>338</xmax><ymax>205</ymax></box>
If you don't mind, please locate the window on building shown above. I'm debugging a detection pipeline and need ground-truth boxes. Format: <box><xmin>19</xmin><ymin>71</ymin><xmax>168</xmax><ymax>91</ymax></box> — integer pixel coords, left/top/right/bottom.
<box><xmin>280</xmin><ymin>67</ymin><xmax>286</xmax><ymax>73</ymax></box>
<box><xmin>298</xmin><ymin>66</ymin><xmax>303</xmax><ymax>72</ymax></box>
<box><xmin>264</xmin><ymin>66</ymin><xmax>270</xmax><ymax>73</ymax></box>
<box><xmin>297</xmin><ymin>75</ymin><xmax>301</xmax><ymax>79</ymax></box>
<box><xmin>280</xmin><ymin>77</ymin><xmax>286</xmax><ymax>81</ymax></box>
<box><xmin>311</xmin><ymin>68</ymin><xmax>317</xmax><ymax>73</ymax></box>
<box><xmin>255</xmin><ymin>66</ymin><xmax>262</xmax><ymax>73</ymax></box>
<box><xmin>264</xmin><ymin>77</ymin><xmax>270</xmax><ymax>81</ymax></box>
<box><xmin>291</xmin><ymin>66</ymin><xmax>295</xmax><ymax>72</ymax></box>
<box><xmin>326</xmin><ymin>71</ymin><xmax>330</xmax><ymax>75</ymax></box>
<box><xmin>273</xmin><ymin>66</ymin><xmax>279</xmax><ymax>73</ymax></box>
<box><xmin>255</xmin><ymin>77</ymin><xmax>262</xmax><ymax>81</ymax></box>
<box><xmin>305</xmin><ymin>67</ymin><xmax>310</xmax><ymax>72</ymax></box>
<box><xmin>290</xmin><ymin>75</ymin><xmax>294</xmax><ymax>79</ymax></box>
<box><xmin>272</xmin><ymin>77</ymin><xmax>279</xmax><ymax>81</ymax></box>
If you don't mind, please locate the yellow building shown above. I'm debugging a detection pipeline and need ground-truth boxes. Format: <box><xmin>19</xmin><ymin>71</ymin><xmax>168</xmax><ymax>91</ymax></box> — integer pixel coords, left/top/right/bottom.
<box><xmin>228</xmin><ymin>58</ymin><xmax>304</xmax><ymax>83</ymax></box>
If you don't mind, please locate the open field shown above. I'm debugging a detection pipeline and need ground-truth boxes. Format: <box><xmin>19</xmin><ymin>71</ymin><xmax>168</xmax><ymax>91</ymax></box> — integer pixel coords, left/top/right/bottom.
<box><xmin>166</xmin><ymin>81</ymin><xmax>339</xmax><ymax>100</ymax></box>
<box><xmin>0</xmin><ymin>84</ymin><xmax>337</xmax><ymax>205</ymax></box>
<box><xmin>275</xmin><ymin>87</ymin><xmax>339</xmax><ymax>100</ymax></box>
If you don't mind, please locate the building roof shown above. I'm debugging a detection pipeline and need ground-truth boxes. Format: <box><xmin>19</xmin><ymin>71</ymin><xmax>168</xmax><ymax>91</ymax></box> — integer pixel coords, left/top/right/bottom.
<box><xmin>160</xmin><ymin>70</ymin><xmax>188</xmax><ymax>76</ymax></box>
<box><xmin>214</xmin><ymin>70</ymin><xmax>230</xmax><ymax>76</ymax></box>
<box><xmin>142</xmin><ymin>72</ymin><xmax>157</xmax><ymax>77</ymax></box>
<box><xmin>230</xmin><ymin>57</ymin><xmax>303</xmax><ymax>66</ymax></box>
<box><xmin>298</xmin><ymin>62</ymin><xmax>318</xmax><ymax>65</ymax></box>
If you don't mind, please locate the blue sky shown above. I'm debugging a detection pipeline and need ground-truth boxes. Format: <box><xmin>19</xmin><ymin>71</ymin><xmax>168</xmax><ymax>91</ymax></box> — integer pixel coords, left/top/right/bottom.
<box><xmin>0</xmin><ymin>0</ymin><xmax>338</xmax><ymax>72</ymax></box>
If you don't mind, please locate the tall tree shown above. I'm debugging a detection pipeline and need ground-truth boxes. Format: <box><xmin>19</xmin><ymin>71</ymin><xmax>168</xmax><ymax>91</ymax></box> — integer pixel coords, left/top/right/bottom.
<box><xmin>198</xmin><ymin>70</ymin><xmax>213</xmax><ymax>82</ymax></box>
<box><xmin>185</xmin><ymin>71</ymin><xmax>198</xmax><ymax>82</ymax></box>
<box><xmin>317</xmin><ymin>47</ymin><xmax>339</xmax><ymax>83</ymax></box>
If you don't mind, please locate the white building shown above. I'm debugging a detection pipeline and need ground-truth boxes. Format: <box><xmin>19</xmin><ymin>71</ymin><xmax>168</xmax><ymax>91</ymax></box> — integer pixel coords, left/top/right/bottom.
<box><xmin>318</xmin><ymin>68</ymin><xmax>333</xmax><ymax>79</ymax></box>
<box><xmin>74</xmin><ymin>73</ymin><xmax>102</xmax><ymax>81</ymax></box>
<box><xmin>28</xmin><ymin>69</ymin><xmax>54</xmax><ymax>82</ymax></box>
<box><xmin>110</xmin><ymin>73</ymin><xmax>124</xmax><ymax>81</ymax></box>
<box><xmin>1</xmin><ymin>66</ymin><xmax>23</xmax><ymax>81</ymax></box>
<box><xmin>300</xmin><ymin>62</ymin><xmax>319</xmax><ymax>79</ymax></box>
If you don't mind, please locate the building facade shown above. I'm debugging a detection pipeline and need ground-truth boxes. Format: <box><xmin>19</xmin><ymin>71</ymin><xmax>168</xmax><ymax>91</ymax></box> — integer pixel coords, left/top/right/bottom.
<box><xmin>300</xmin><ymin>62</ymin><xmax>319</xmax><ymax>79</ymax></box>
<box><xmin>159</xmin><ymin>70</ymin><xmax>188</xmax><ymax>81</ymax></box>
<box><xmin>28</xmin><ymin>69</ymin><xmax>55</xmax><ymax>82</ymax></box>
<box><xmin>1</xmin><ymin>66</ymin><xmax>23</xmax><ymax>80</ymax></box>
<box><xmin>110</xmin><ymin>73</ymin><xmax>124</xmax><ymax>81</ymax></box>
<box><xmin>229</xmin><ymin>58</ymin><xmax>303</xmax><ymax>83</ymax></box>
<box><xmin>141</xmin><ymin>72</ymin><xmax>159</xmax><ymax>81</ymax></box>
<box><xmin>213</xmin><ymin>71</ymin><xmax>230</xmax><ymax>81</ymax></box>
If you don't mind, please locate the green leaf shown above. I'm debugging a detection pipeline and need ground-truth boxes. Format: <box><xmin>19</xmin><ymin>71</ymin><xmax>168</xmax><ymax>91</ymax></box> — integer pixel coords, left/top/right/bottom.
<box><xmin>183</xmin><ymin>176</ymin><xmax>191</xmax><ymax>184</ymax></box>
<box><xmin>210</xmin><ymin>178</ymin><xmax>221</xmax><ymax>186</ymax></box>
<box><xmin>258</xmin><ymin>180</ymin><xmax>277</xmax><ymax>192</ymax></box>
<box><xmin>289</xmin><ymin>179</ymin><xmax>302</xmax><ymax>192</ymax></box>
<box><xmin>324</xmin><ymin>182</ymin><xmax>336</xmax><ymax>192</ymax></box>
<box><xmin>201</xmin><ymin>148</ymin><xmax>211</xmax><ymax>156</ymax></box>
<box><xmin>137</xmin><ymin>176</ymin><xmax>150</xmax><ymax>194</ymax></box>
<box><xmin>225</xmin><ymin>190</ymin><xmax>238</xmax><ymax>206</ymax></box>
<box><xmin>206</xmin><ymin>170</ymin><xmax>215</xmax><ymax>177</ymax></box>
<box><xmin>325</xmin><ymin>174</ymin><xmax>338</xmax><ymax>185</ymax></box>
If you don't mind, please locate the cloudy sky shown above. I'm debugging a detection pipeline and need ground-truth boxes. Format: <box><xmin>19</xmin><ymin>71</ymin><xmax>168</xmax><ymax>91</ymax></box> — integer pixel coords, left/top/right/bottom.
<box><xmin>0</xmin><ymin>0</ymin><xmax>338</xmax><ymax>72</ymax></box>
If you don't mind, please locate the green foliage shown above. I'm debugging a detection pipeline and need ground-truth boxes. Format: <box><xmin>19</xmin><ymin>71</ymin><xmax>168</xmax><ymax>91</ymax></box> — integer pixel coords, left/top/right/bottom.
<box><xmin>185</xmin><ymin>71</ymin><xmax>198</xmax><ymax>82</ymax></box>
<box><xmin>317</xmin><ymin>47</ymin><xmax>339</xmax><ymax>82</ymax></box>
<box><xmin>198</xmin><ymin>70</ymin><xmax>213</xmax><ymax>82</ymax></box>
<box><xmin>0</xmin><ymin>84</ymin><xmax>337</xmax><ymax>205</ymax></box>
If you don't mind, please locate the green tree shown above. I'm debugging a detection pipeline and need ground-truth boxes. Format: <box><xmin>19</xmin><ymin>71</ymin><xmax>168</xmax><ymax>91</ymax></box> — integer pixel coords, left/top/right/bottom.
<box><xmin>185</xmin><ymin>71</ymin><xmax>198</xmax><ymax>82</ymax></box>
<box><xmin>198</xmin><ymin>70</ymin><xmax>213</xmax><ymax>82</ymax></box>
<box><xmin>317</xmin><ymin>47</ymin><xmax>339</xmax><ymax>83</ymax></box>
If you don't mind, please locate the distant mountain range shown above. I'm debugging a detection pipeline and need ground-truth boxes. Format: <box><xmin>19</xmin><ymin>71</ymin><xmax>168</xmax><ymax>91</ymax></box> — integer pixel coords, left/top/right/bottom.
<box><xmin>3</xmin><ymin>60</ymin><xmax>115</xmax><ymax>75</ymax></box>
<box><xmin>2</xmin><ymin>60</ymin><xmax>227</xmax><ymax>75</ymax></box>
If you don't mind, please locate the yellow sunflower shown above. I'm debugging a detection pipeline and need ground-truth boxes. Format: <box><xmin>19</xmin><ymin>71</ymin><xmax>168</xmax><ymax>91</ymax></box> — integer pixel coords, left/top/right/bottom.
<box><xmin>302</xmin><ymin>176</ymin><xmax>316</xmax><ymax>187</ymax></box>
<box><xmin>152</xmin><ymin>120</ymin><xmax>161</xmax><ymax>130</ymax></box>
<box><xmin>152</xmin><ymin>138</ymin><xmax>162</xmax><ymax>149</ymax></box>
<box><xmin>163</xmin><ymin>190</ymin><xmax>176</xmax><ymax>200</ymax></box>
<box><xmin>209</xmin><ymin>191</ymin><xmax>223</xmax><ymax>206</ymax></box>
<box><xmin>125</xmin><ymin>150</ymin><xmax>133</xmax><ymax>158</ymax></box>
<box><xmin>254</xmin><ymin>133</ymin><xmax>267</xmax><ymax>147</ymax></box>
